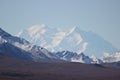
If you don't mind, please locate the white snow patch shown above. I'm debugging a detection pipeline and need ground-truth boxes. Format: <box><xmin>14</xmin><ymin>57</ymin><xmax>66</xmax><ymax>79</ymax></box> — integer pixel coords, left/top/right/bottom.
<box><xmin>103</xmin><ymin>52</ymin><xmax>110</xmax><ymax>57</ymax></box>
<box><xmin>28</xmin><ymin>24</ymin><xmax>46</xmax><ymax>37</ymax></box>
<box><xmin>0</xmin><ymin>36</ymin><xmax>7</xmax><ymax>44</ymax></box>
<box><xmin>74</xmin><ymin>33</ymin><xmax>83</xmax><ymax>45</ymax></box>
<box><xmin>71</xmin><ymin>58</ymin><xmax>85</xmax><ymax>63</ymax></box>
<box><xmin>52</xmin><ymin>32</ymin><xmax>66</xmax><ymax>47</ymax></box>
<box><xmin>67</xmin><ymin>27</ymin><xmax>75</xmax><ymax>35</ymax></box>
<box><xmin>102</xmin><ymin>52</ymin><xmax>120</xmax><ymax>63</ymax></box>
<box><xmin>77</xmin><ymin>42</ymin><xmax>88</xmax><ymax>54</ymax></box>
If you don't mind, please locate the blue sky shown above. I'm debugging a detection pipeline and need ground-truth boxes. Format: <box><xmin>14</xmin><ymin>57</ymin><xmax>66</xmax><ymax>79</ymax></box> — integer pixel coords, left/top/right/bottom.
<box><xmin>0</xmin><ymin>0</ymin><xmax>120</xmax><ymax>49</ymax></box>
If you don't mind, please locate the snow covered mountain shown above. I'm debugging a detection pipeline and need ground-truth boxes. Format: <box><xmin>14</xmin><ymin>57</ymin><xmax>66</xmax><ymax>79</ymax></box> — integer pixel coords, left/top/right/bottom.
<box><xmin>17</xmin><ymin>24</ymin><xmax>118</xmax><ymax>58</ymax></box>
<box><xmin>55</xmin><ymin>51</ymin><xmax>102</xmax><ymax>64</ymax></box>
<box><xmin>0</xmin><ymin>28</ymin><xmax>33</xmax><ymax>60</ymax></box>
<box><xmin>102</xmin><ymin>52</ymin><xmax>120</xmax><ymax>63</ymax></box>
<box><xmin>0</xmin><ymin>27</ymin><xmax>104</xmax><ymax>64</ymax></box>
<box><xmin>0</xmin><ymin>27</ymin><xmax>119</xmax><ymax>64</ymax></box>
<box><xmin>0</xmin><ymin>28</ymin><xmax>58</xmax><ymax>62</ymax></box>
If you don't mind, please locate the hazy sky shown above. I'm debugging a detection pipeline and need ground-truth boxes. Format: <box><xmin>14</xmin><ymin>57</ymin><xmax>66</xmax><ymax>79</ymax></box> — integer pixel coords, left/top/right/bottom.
<box><xmin>0</xmin><ymin>0</ymin><xmax>120</xmax><ymax>49</ymax></box>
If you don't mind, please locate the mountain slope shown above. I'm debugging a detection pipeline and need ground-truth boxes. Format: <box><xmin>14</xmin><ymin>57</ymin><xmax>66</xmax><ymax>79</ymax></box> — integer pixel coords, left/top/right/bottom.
<box><xmin>17</xmin><ymin>24</ymin><xmax>118</xmax><ymax>57</ymax></box>
<box><xmin>55</xmin><ymin>51</ymin><xmax>103</xmax><ymax>64</ymax></box>
<box><xmin>0</xmin><ymin>40</ymin><xmax>33</xmax><ymax>60</ymax></box>
<box><xmin>0</xmin><ymin>28</ymin><xmax>59</xmax><ymax>62</ymax></box>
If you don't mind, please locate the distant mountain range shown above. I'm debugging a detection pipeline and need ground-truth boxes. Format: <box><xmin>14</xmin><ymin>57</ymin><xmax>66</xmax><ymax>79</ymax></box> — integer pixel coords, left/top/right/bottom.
<box><xmin>0</xmin><ymin>27</ymin><xmax>99</xmax><ymax>63</ymax></box>
<box><xmin>0</xmin><ymin>26</ymin><xmax>119</xmax><ymax>64</ymax></box>
<box><xmin>0</xmin><ymin>28</ymin><xmax>60</xmax><ymax>62</ymax></box>
<box><xmin>17</xmin><ymin>24</ymin><xmax>118</xmax><ymax>58</ymax></box>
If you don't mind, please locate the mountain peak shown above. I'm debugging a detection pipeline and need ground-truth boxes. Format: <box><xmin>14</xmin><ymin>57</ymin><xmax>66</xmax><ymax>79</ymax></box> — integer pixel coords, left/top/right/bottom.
<box><xmin>29</xmin><ymin>24</ymin><xmax>46</xmax><ymax>30</ymax></box>
<box><xmin>28</xmin><ymin>24</ymin><xmax>46</xmax><ymax>37</ymax></box>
